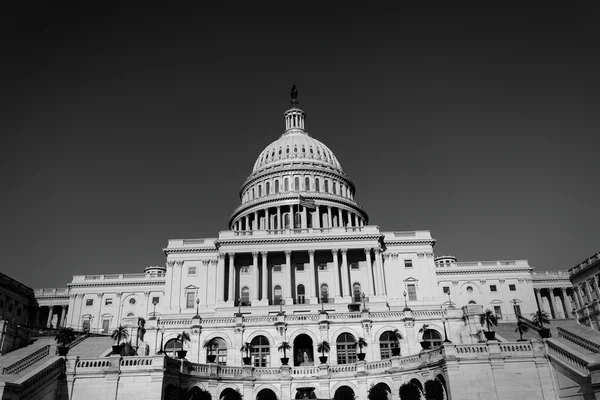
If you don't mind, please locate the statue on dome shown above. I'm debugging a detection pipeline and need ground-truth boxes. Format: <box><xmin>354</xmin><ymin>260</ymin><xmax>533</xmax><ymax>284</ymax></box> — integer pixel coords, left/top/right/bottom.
<box><xmin>290</xmin><ymin>84</ymin><xmax>298</xmax><ymax>106</ymax></box>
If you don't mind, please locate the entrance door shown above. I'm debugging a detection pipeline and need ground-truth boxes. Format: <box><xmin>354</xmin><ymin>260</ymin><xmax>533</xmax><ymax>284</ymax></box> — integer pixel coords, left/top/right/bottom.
<box><xmin>102</xmin><ymin>319</ymin><xmax>110</xmax><ymax>333</ymax></box>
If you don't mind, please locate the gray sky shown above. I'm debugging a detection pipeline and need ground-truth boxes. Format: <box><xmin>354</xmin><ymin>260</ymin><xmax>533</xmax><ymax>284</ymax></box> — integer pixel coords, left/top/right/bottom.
<box><xmin>2</xmin><ymin>4</ymin><xmax>599</xmax><ymax>288</ymax></box>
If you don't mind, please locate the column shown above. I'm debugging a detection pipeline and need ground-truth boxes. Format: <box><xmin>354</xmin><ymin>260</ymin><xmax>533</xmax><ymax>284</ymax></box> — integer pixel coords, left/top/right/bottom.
<box><xmin>261</xmin><ymin>252</ymin><xmax>268</xmax><ymax>302</ymax></box>
<box><xmin>60</xmin><ymin>305</ymin><xmax>68</xmax><ymax>327</ymax></box>
<box><xmin>340</xmin><ymin>248</ymin><xmax>349</xmax><ymax>298</ymax></box>
<box><xmin>245</xmin><ymin>215</ymin><xmax>249</xmax><ymax>231</ymax></box>
<box><xmin>47</xmin><ymin>306</ymin><xmax>54</xmax><ymax>328</ymax></box>
<box><xmin>252</xmin><ymin>252</ymin><xmax>259</xmax><ymax>303</ymax></box>
<box><xmin>374</xmin><ymin>248</ymin><xmax>385</xmax><ymax>295</ymax></box>
<box><xmin>208</xmin><ymin>259</ymin><xmax>218</xmax><ymax>307</ymax></box>
<box><xmin>592</xmin><ymin>278</ymin><xmax>600</xmax><ymax>301</ymax></box>
<box><xmin>315</xmin><ymin>205</ymin><xmax>321</xmax><ymax>228</ymax></box>
<box><xmin>354</xmin><ymin>214</ymin><xmax>358</xmax><ymax>228</ymax></box>
<box><xmin>564</xmin><ymin>288</ymin><xmax>576</xmax><ymax>314</ymax></box>
<box><xmin>265</xmin><ymin>209</ymin><xmax>270</xmax><ymax>230</ymax></box>
<box><xmin>228</xmin><ymin>253</ymin><xmax>235</xmax><ymax>303</ymax></box>
<box><xmin>284</xmin><ymin>250</ymin><xmax>293</xmax><ymax>303</ymax></box>
<box><xmin>302</xmin><ymin>205</ymin><xmax>307</xmax><ymax>229</ymax></box>
<box><xmin>327</xmin><ymin>206</ymin><xmax>332</xmax><ymax>228</ymax></box>
<box><xmin>576</xmin><ymin>285</ymin><xmax>585</xmax><ymax>307</ymax></box>
<box><xmin>254</xmin><ymin>211</ymin><xmax>258</xmax><ymax>230</ymax></box>
<box><xmin>290</xmin><ymin>205</ymin><xmax>294</xmax><ymax>229</ymax></box>
<box><xmin>217</xmin><ymin>253</ymin><xmax>226</xmax><ymax>302</ymax></box>
<box><xmin>364</xmin><ymin>248</ymin><xmax>374</xmax><ymax>296</ymax></box>
<box><xmin>277</xmin><ymin>206</ymin><xmax>281</xmax><ymax>230</ymax></box>
<box><xmin>534</xmin><ymin>289</ymin><xmax>543</xmax><ymax>311</ymax></box>
<box><xmin>338</xmin><ymin>208</ymin><xmax>343</xmax><ymax>227</ymax></box>
<box><xmin>550</xmin><ymin>289</ymin><xmax>561</xmax><ymax>319</ymax></box>
<box><xmin>308</xmin><ymin>250</ymin><xmax>317</xmax><ymax>302</ymax></box>
<box><xmin>332</xmin><ymin>249</ymin><xmax>340</xmax><ymax>298</ymax></box>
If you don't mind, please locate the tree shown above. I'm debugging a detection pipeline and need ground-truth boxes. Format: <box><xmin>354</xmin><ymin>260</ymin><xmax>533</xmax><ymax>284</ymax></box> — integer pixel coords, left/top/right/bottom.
<box><xmin>317</xmin><ymin>341</ymin><xmax>330</xmax><ymax>357</ymax></box>
<box><xmin>188</xmin><ymin>387</ymin><xmax>212</xmax><ymax>400</ymax></box>
<box><xmin>355</xmin><ymin>337</ymin><xmax>368</xmax><ymax>354</ymax></box>
<box><xmin>55</xmin><ymin>327</ymin><xmax>76</xmax><ymax>348</ymax></box>
<box><xmin>479</xmin><ymin>309</ymin><xmax>498</xmax><ymax>332</ymax></box>
<box><xmin>203</xmin><ymin>338</ymin><xmax>219</xmax><ymax>356</ymax></box>
<box><xmin>111</xmin><ymin>326</ymin><xmax>129</xmax><ymax>345</ymax></box>
<box><xmin>278</xmin><ymin>341</ymin><xmax>291</xmax><ymax>359</ymax></box>
<box><xmin>368</xmin><ymin>384</ymin><xmax>390</xmax><ymax>400</ymax></box>
<box><xmin>391</xmin><ymin>329</ymin><xmax>403</xmax><ymax>348</ymax></box>
<box><xmin>399</xmin><ymin>382</ymin><xmax>421</xmax><ymax>400</ymax></box>
<box><xmin>418</xmin><ymin>324</ymin><xmax>429</xmax><ymax>335</ymax></box>
<box><xmin>515</xmin><ymin>321</ymin><xmax>529</xmax><ymax>341</ymax></box>
<box><xmin>532</xmin><ymin>310</ymin><xmax>551</xmax><ymax>328</ymax></box>
<box><xmin>424</xmin><ymin>379</ymin><xmax>444</xmax><ymax>400</ymax></box>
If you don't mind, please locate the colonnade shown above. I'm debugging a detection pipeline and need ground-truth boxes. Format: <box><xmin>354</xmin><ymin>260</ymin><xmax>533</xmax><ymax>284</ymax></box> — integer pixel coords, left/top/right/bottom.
<box><xmin>36</xmin><ymin>304</ymin><xmax>68</xmax><ymax>328</ymax></box>
<box><xmin>216</xmin><ymin>248</ymin><xmax>386</xmax><ymax>305</ymax></box>
<box><xmin>232</xmin><ymin>203</ymin><xmax>365</xmax><ymax>232</ymax></box>
<box><xmin>571</xmin><ymin>274</ymin><xmax>600</xmax><ymax>310</ymax></box>
<box><xmin>533</xmin><ymin>288</ymin><xmax>573</xmax><ymax>319</ymax></box>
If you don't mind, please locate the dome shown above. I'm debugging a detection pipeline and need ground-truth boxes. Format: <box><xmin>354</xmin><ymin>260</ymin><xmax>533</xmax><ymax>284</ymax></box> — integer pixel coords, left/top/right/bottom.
<box><xmin>252</xmin><ymin>127</ymin><xmax>343</xmax><ymax>174</ymax></box>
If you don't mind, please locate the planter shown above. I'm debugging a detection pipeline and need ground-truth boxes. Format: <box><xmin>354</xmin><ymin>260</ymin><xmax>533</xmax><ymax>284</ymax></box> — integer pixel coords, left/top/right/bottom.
<box><xmin>280</xmin><ymin>357</ymin><xmax>289</xmax><ymax>365</ymax></box>
<box><xmin>539</xmin><ymin>328</ymin><xmax>551</xmax><ymax>339</ymax></box>
<box><xmin>177</xmin><ymin>350</ymin><xmax>188</xmax><ymax>359</ymax></box>
<box><xmin>319</xmin><ymin>356</ymin><xmax>328</xmax><ymax>364</ymax></box>
<box><xmin>391</xmin><ymin>348</ymin><xmax>401</xmax><ymax>356</ymax></box>
<box><xmin>112</xmin><ymin>345</ymin><xmax>123</xmax><ymax>355</ymax></box>
<box><xmin>484</xmin><ymin>331</ymin><xmax>496</xmax><ymax>341</ymax></box>
<box><xmin>242</xmin><ymin>357</ymin><xmax>252</xmax><ymax>365</ymax></box>
<box><xmin>357</xmin><ymin>353</ymin><xmax>366</xmax><ymax>361</ymax></box>
<box><xmin>207</xmin><ymin>355</ymin><xmax>217</xmax><ymax>363</ymax></box>
<box><xmin>57</xmin><ymin>346</ymin><xmax>69</xmax><ymax>356</ymax></box>
<box><xmin>420</xmin><ymin>341</ymin><xmax>431</xmax><ymax>350</ymax></box>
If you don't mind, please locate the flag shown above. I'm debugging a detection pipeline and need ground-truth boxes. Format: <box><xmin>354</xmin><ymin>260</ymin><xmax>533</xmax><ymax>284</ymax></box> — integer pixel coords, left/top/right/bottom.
<box><xmin>298</xmin><ymin>195</ymin><xmax>316</xmax><ymax>209</ymax></box>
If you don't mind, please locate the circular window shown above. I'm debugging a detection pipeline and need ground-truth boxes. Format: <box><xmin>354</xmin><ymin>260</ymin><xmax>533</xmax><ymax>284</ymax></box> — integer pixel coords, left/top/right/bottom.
<box><xmin>129</xmin><ymin>298</ymin><xmax>136</xmax><ymax>305</ymax></box>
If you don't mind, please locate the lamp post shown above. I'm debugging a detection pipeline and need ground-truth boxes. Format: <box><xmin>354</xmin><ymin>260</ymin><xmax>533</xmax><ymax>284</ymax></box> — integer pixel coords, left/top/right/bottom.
<box><xmin>150</xmin><ymin>298</ymin><xmax>158</xmax><ymax>320</ymax></box>
<box><xmin>320</xmin><ymin>296</ymin><xmax>325</xmax><ymax>313</ymax></box>
<box><xmin>361</xmin><ymin>292</ymin><xmax>366</xmax><ymax>311</ymax></box>
<box><xmin>447</xmin><ymin>289</ymin><xmax>454</xmax><ymax>309</ymax></box>
<box><xmin>442</xmin><ymin>316</ymin><xmax>451</xmax><ymax>343</ymax></box>
<box><xmin>279</xmin><ymin>298</ymin><xmax>285</xmax><ymax>314</ymax></box>
<box><xmin>157</xmin><ymin>326</ymin><xmax>165</xmax><ymax>355</ymax></box>
<box><xmin>403</xmin><ymin>291</ymin><xmax>411</xmax><ymax>312</ymax></box>
<box><xmin>194</xmin><ymin>297</ymin><xmax>201</xmax><ymax>320</ymax></box>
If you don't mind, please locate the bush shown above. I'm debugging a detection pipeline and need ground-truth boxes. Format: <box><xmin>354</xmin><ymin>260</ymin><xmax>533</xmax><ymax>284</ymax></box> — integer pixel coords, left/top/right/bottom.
<box><xmin>399</xmin><ymin>383</ymin><xmax>421</xmax><ymax>400</ymax></box>
<box><xmin>424</xmin><ymin>379</ymin><xmax>444</xmax><ymax>400</ymax></box>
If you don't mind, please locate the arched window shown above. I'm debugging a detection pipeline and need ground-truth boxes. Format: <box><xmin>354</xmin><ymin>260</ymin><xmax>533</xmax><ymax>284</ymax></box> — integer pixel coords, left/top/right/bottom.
<box><xmin>251</xmin><ymin>188</ymin><xmax>255</xmax><ymax>199</ymax></box>
<box><xmin>284</xmin><ymin>213</ymin><xmax>291</xmax><ymax>229</ymax></box>
<box><xmin>379</xmin><ymin>331</ymin><xmax>399</xmax><ymax>359</ymax></box>
<box><xmin>468</xmin><ymin>300</ymin><xmax>477</xmax><ymax>304</ymax></box>
<box><xmin>352</xmin><ymin>283</ymin><xmax>362</xmax><ymax>303</ymax></box>
<box><xmin>422</xmin><ymin>329</ymin><xmax>442</xmax><ymax>348</ymax></box>
<box><xmin>164</xmin><ymin>339</ymin><xmax>182</xmax><ymax>357</ymax></box>
<box><xmin>274</xmin><ymin>285</ymin><xmax>282</xmax><ymax>305</ymax></box>
<box><xmin>275</xmin><ymin>180</ymin><xmax>279</xmax><ymax>193</ymax></box>
<box><xmin>258</xmin><ymin>185</ymin><xmax>262</xmax><ymax>197</ymax></box>
<box><xmin>207</xmin><ymin>337</ymin><xmax>227</xmax><ymax>365</ymax></box>
<box><xmin>284</xmin><ymin>178</ymin><xmax>289</xmax><ymax>191</ymax></box>
<box><xmin>336</xmin><ymin>333</ymin><xmax>357</xmax><ymax>364</ymax></box>
<box><xmin>272</xmin><ymin>215</ymin><xmax>278</xmax><ymax>230</ymax></box>
<box><xmin>251</xmin><ymin>335</ymin><xmax>270</xmax><ymax>367</ymax></box>
<box><xmin>297</xmin><ymin>284</ymin><xmax>305</xmax><ymax>304</ymax></box>
<box><xmin>305</xmin><ymin>177</ymin><xmax>310</xmax><ymax>191</ymax></box>
<box><xmin>320</xmin><ymin>284</ymin><xmax>329</xmax><ymax>303</ymax></box>
<box><xmin>315</xmin><ymin>178</ymin><xmax>320</xmax><ymax>192</ymax></box>
<box><xmin>294</xmin><ymin>177</ymin><xmax>299</xmax><ymax>191</ymax></box>
<box><xmin>241</xmin><ymin>287</ymin><xmax>250</xmax><ymax>305</ymax></box>
<box><xmin>324</xmin><ymin>180</ymin><xmax>329</xmax><ymax>193</ymax></box>
<box><xmin>333</xmin><ymin>181</ymin><xmax>338</xmax><ymax>194</ymax></box>
<box><xmin>294</xmin><ymin>212</ymin><xmax>301</xmax><ymax>228</ymax></box>
<box><xmin>266</xmin><ymin>182</ymin><xmax>270</xmax><ymax>195</ymax></box>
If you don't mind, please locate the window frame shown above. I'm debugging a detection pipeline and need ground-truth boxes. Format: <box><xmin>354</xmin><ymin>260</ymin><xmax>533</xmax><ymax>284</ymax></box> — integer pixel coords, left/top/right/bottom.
<box><xmin>490</xmin><ymin>285</ymin><xmax>497</xmax><ymax>292</ymax></box>
<box><xmin>404</xmin><ymin>259</ymin><xmax>413</xmax><ymax>268</ymax></box>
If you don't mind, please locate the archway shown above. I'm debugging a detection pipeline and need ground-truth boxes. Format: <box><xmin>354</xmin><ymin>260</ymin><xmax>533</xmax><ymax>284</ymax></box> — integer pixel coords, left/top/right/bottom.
<box><xmin>334</xmin><ymin>386</ymin><xmax>355</xmax><ymax>400</ymax></box>
<box><xmin>293</xmin><ymin>333</ymin><xmax>314</xmax><ymax>366</ymax></box>
<box><xmin>220</xmin><ymin>388</ymin><xmax>242</xmax><ymax>400</ymax></box>
<box><xmin>295</xmin><ymin>388</ymin><xmax>317</xmax><ymax>399</ymax></box>
<box><xmin>257</xmin><ymin>388</ymin><xmax>278</xmax><ymax>400</ymax></box>
<box><xmin>164</xmin><ymin>339</ymin><xmax>182</xmax><ymax>358</ymax></box>
<box><xmin>368</xmin><ymin>383</ymin><xmax>391</xmax><ymax>400</ymax></box>
<box><xmin>409</xmin><ymin>379</ymin><xmax>423</xmax><ymax>393</ymax></box>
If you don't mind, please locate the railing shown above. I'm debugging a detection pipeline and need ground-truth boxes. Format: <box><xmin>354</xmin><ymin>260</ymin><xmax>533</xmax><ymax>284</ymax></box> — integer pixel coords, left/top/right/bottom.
<box><xmin>365</xmin><ymin>360</ymin><xmax>391</xmax><ymax>371</ymax></box>
<box><xmin>328</xmin><ymin>312</ymin><xmax>361</xmax><ymax>320</ymax></box>
<box><xmin>254</xmin><ymin>367</ymin><xmax>281</xmax><ymax>376</ymax></box>
<box><xmin>453</xmin><ymin>344</ymin><xmax>489</xmax><ymax>355</ymax></box>
<box><xmin>290</xmin><ymin>366</ymin><xmax>319</xmax><ymax>376</ymax></box>
<box><xmin>202</xmin><ymin>317</ymin><xmax>236</xmax><ymax>324</ymax></box>
<box><xmin>329</xmin><ymin>364</ymin><xmax>357</xmax><ymax>373</ymax></box>
<box><xmin>546</xmin><ymin>339</ymin><xmax>592</xmax><ymax>376</ymax></box>
<box><xmin>285</xmin><ymin>314</ymin><xmax>319</xmax><ymax>322</ymax></box>
<box><xmin>19</xmin><ymin>357</ymin><xmax>64</xmax><ymax>399</ymax></box>
<box><xmin>557</xmin><ymin>327</ymin><xmax>600</xmax><ymax>353</ymax></box>
<box><xmin>1</xmin><ymin>345</ymin><xmax>50</xmax><ymax>374</ymax></box>
<box><xmin>244</xmin><ymin>316</ymin><xmax>278</xmax><ymax>323</ymax></box>
<box><xmin>121</xmin><ymin>357</ymin><xmax>154</xmax><ymax>367</ymax></box>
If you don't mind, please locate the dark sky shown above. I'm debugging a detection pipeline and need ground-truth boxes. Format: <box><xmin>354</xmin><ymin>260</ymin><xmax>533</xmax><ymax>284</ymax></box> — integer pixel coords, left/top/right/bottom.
<box><xmin>2</xmin><ymin>4</ymin><xmax>599</xmax><ymax>289</ymax></box>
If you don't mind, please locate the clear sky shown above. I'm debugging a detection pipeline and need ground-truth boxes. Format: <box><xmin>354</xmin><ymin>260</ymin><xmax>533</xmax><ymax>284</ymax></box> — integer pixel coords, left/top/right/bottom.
<box><xmin>2</xmin><ymin>4</ymin><xmax>599</xmax><ymax>289</ymax></box>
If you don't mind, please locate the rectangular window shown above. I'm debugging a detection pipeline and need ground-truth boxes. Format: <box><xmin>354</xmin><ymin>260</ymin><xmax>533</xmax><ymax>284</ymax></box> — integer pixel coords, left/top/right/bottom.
<box><xmin>407</xmin><ymin>284</ymin><xmax>417</xmax><ymax>301</ymax></box>
<box><xmin>188</xmin><ymin>267</ymin><xmax>197</xmax><ymax>276</ymax></box>
<box><xmin>509</xmin><ymin>284</ymin><xmax>516</xmax><ymax>291</ymax></box>
<box><xmin>105</xmin><ymin>298</ymin><xmax>113</xmax><ymax>306</ymax></box>
<box><xmin>152</xmin><ymin>297</ymin><xmax>160</xmax><ymax>304</ymax></box>
<box><xmin>273</xmin><ymin>265</ymin><xmax>282</xmax><ymax>272</ymax></box>
<box><xmin>514</xmin><ymin>305</ymin><xmax>522</xmax><ymax>317</ymax></box>
<box><xmin>404</xmin><ymin>260</ymin><xmax>413</xmax><ymax>268</ymax></box>
<box><xmin>490</xmin><ymin>285</ymin><xmax>497</xmax><ymax>292</ymax></box>
<box><xmin>82</xmin><ymin>320</ymin><xmax>90</xmax><ymax>331</ymax></box>
<box><xmin>443</xmin><ymin>286</ymin><xmax>450</xmax><ymax>294</ymax></box>
<box><xmin>102</xmin><ymin>319</ymin><xmax>110</xmax><ymax>333</ymax></box>
<box><xmin>186</xmin><ymin>292</ymin><xmax>195</xmax><ymax>308</ymax></box>
<box><xmin>318</xmin><ymin>263</ymin><xmax>327</xmax><ymax>271</ymax></box>
<box><xmin>350</xmin><ymin>262</ymin><xmax>359</xmax><ymax>270</ymax></box>
<box><xmin>295</xmin><ymin>263</ymin><xmax>304</xmax><ymax>271</ymax></box>
<box><xmin>85</xmin><ymin>299</ymin><xmax>94</xmax><ymax>306</ymax></box>
<box><xmin>494</xmin><ymin>305</ymin><xmax>503</xmax><ymax>319</ymax></box>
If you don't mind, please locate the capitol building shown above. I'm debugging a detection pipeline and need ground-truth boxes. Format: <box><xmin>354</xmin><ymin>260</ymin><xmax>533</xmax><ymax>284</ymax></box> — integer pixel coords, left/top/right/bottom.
<box><xmin>3</xmin><ymin>89</ymin><xmax>597</xmax><ymax>400</ymax></box>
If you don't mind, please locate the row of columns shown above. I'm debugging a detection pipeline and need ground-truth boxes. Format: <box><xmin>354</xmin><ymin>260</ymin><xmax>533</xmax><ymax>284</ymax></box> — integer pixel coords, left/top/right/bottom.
<box><xmin>216</xmin><ymin>248</ymin><xmax>386</xmax><ymax>305</ymax></box>
<box><xmin>37</xmin><ymin>305</ymin><xmax>68</xmax><ymax>328</ymax></box>
<box><xmin>534</xmin><ymin>288</ymin><xmax>573</xmax><ymax>319</ymax></box>
<box><xmin>572</xmin><ymin>275</ymin><xmax>600</xmax><ymax>310</ymax></box>
<box><xmin>232</xmin><ymin>204</ymin><xmax>365</xmax><ymax>231</ymax></box>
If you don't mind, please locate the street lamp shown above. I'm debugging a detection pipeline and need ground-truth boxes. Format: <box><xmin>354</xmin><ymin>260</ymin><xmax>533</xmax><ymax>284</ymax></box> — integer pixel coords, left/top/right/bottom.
<box><xmin>279</xmin><ymin>298</ymin><xmax>285</xmax><ymax>314</ymax></box>
<box><xmin>361</xmin><ymin>292</ymin><xmax>366</xmax><ymax>311</ymax></box>
<box><xmin>194</xmin><ymin>297</ymin><xmax>201</xmax><ymax>320</ymax></box>
<box><xmin>403</xmin><ymin>291</ymin><xmax>411</xmax><ymax>312</ymax></box>
<box><xmin>441</xmin><ymin>316</ymin><xmax>451</xmax><ymax>343</ymax></box>
<box><xmin>157</xmin><ymin>326</ymin><xmax>165</xmax><ymax>355</ymax></box>
<box><xmin>320</xmin><ymin>296</ymin><xmax>325</xmax><ymax>313</ymax></box>
<box><xmin>149</xmin><ymin>298</ymin><xmax>158</xmax><ymax>320</ymax></box>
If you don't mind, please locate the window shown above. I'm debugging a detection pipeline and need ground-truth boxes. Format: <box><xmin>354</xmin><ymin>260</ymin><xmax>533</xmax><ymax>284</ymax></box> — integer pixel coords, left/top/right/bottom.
<box><xmin>275</xmin><ymin>180</ymin><xmax>279</xmax><ymax>193</ymax></box>
<box><xmin>188</xmin><ymin>267</ymin><xmax>197</xmax><ymax>276</ymax></box>
<box><xmin>251</xmin><ymin>188</ymin><xmax>255</xmax><ymax>199</ymax></box>
<box><xmin>82</xmin><ymin>320</ymin><xmax>90</xmax><ymax>332</ymax></box>
<box><xmin>284</xmin><ymin>178</ymin><xmax>289</xmax><ymax>191</ymax></box>
<box><xmin>251</xmin><ymin>336</ymin><xmax>270</xmax><ymax>367</ymax></box>
<box><xmin>509</xmin><ymin>284</ymin><xmax>516</xmax><ymax>291</ymax></box>
<box><xmin>284</xmin><ymin>214</ymin><xmax>290</xmax><ymax>229</ymax></box>
<box><xmin>404</xmin><ymin>260</ymin><xmax>413</xmax><ymax>268</ymax></box>
<box><xmin>16</xmin><ymin>308</ymin><xmax>21</xmax><ymax>316</ymax></box>
<box><xmin>105</xmin><ymin>298</ymin><xmax>113</xmax><ymax>306</ymax></box>
<box><xmin>513</xmin><ymin>304</ymin><xmax>522</xmax><ymax>317</ymax></box>
<box><xmin>422</xmin><ymin>329</ymin><xmax>442</xmax><ymax>347</ymax></box>
<box><xmin>318</xmin><ymin>263</ymin><xmax>327</xmax><ymax>271</ymax></box>
<box><xmin>294</xmin><ymin>212</ymin><xmax>301</xmax><ymax>228</ymax></box>
<box><xmin>258</xmin><ymin>185</ymin><xmax>262</xmax><ymax>196</ymax></box>
<box><xmin>350</xmin><ymin>262</ymin><xmax>359</xmax><ymax>270</ymax></box>
<box><xmin>0</xmin><ymin>300</ymin><xmax>4</xmax><ymax>309</ymax></box>
<box><xmin>407</xmin><ymin>284</ymin><xmax>417</xmax><ymax>301</ymax></box>
<box><xmin>333</xmin><ymin>181</ymin><xmax>338</xmax><ymax>194</ymax></box>
<box><xmin>466</xmin><ymin>286</ymin><xmax>473</xmax><ymax>293</ymax></box>
<box><xmin>380</xmin><ymin>331</ymin><xmax>399</xmax><ymax>359</ymax></box>
<box><xmin>152</xmin><ymin>297</ymin><xmax>160</xmax><ymax>304</ymax></box>
<box><xmin>273</xmin><ymin>265</ymin><xmax>282</xmax><ymax>272</ymax></box>
<box><xmin>443</xmin><ymin>287</ymin><xmax>450</xmax><ymax>294</ymax></box>
<box><xmin>186</xmin><ymin>292</ymin><xmax>195</xmax><ymax>308</ymax></box>
<box><xmin>324</xmin><ymin>180</ymin><xmax>329</xmax><ymax>193</ymax></box>
<box><xmin>241</xmin><ymin>266</ymin><xmax>250</xmax><ymax>274</ymax></box>
<box><xmin>273</xmin><ymin>286</ymin><xmax>282</xmax><ymax>305</ymax></box>
<box><xmin>164</xmin><ymin>339</ymin><xmax>182</xmax><ymax>357</ymax></box>
<box><xmin>7</xmin><ymin>303</ymin><xmax>13</xmax><ymax>312</ymax></box>
<box><xmin>241</xmin><ymin>287</ymin><xmax>250</xmax><ymax>305</ymax></box>
<box><xmin>296</xmin><ymin>263</ymin><xmax>304</xmax><ymax>271</ymax></box>
<box><xmin>315</xmin><ymin>179</ymin><xmax>320</xmax><ymax>192</ymax></box>
<box><xmin>102</xmin><ymin>319</ymin><xmax>110</xmax><ymax>334</ymax></box>
<box><xmin>353</xmin><ymin>283</ymin><xmax>362</xmax><ymax>303</ymax></box>
<box><xmin>494</xmin><ymin>305</ymin><xmax>503</xmax><ymax>320</ymax></box>
<box><xmin>297</xmin><ymin>284</ymin><xmax>305</xmax><ymax>304</ymax></box>
<box><xmin>305</xmin><ymin>177</ymin><xmax>310</xmax><ymax>191</ymax></box>
<box><xmin>212</xmin><ymin>337</ymin><xmax>227</xmax><ymax>365</ymax></box>
<box><xmin>85</xmin><ymin>299</ymin><xmax>94</xmax><ymax>307</ymax></box>
<box><xmin>294</xmin><ymin>177</ymin><xmax>299</xmax><ymax>191</ymax></box>
<box><xmin>336</xmin><ymin>333</ymin><xmax>357</xmax><ymax>364</ymax></box>
<box><xmin>129</xmin><ymin>298</ymin><xmax>136</xmax><ymax>305</ymax></box>
<box><xmin>490</xmin><ymin>285</ymin><xmax>497</xmax><ymax>292</ymax></box>
<box><xmin>266</xmin><ymin>182</ymin><xmax>270</xmax><ymax>195</ymax></box>
<box><xmin>320</xmin><ymin>284</ymin><xmax>329</xmax><ymax>303</ymax></box>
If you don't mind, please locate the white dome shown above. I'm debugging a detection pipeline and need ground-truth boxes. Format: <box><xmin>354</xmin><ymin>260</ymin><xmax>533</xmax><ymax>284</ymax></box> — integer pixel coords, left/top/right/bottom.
<box><xmin>252</xmin><ymin>129</ymin><xmax>343</xmax><ymax>174</ymax></box>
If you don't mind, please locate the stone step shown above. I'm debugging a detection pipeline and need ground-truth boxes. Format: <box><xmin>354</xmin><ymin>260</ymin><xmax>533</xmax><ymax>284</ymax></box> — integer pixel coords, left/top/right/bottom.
<box><xmin>69</xmin><ymin>336</ymin><xmax>114</xmax><ymax>357</ymax></box>
<box><xmin>0</xmin><ymin>337</ymin><xmax>56</xmax><ymax>369</ymax></box>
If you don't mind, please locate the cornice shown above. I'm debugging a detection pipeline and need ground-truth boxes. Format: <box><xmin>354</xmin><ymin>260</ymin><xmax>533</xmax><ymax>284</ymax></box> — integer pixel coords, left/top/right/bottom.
<box><xmin>35</xmin><ymin>295</ymin><xmax>70</xmax><ymax>300</ymax></box>
<box><xmin>383</xmin><ymin>240</ymin><xmax>437</xmax><ymax>246</ymax></box>
<box><xmin>436</xmin><ymin>268</ymin><xmax>532</xmax><ymax>275</ymax></box>
<box><xmin>163</xmin><ymin>247</ymin><xmax>218</xmax><ymax>255</ymax></box>
<box><xmin>67</xmin><ymin>281</ymin><xmax>165</xmax><ymax>288</ymax></box>
<box><xmin>216</xmin><ymin>234</ymin><xmax>383</xmax><ymax>246</ymax></box>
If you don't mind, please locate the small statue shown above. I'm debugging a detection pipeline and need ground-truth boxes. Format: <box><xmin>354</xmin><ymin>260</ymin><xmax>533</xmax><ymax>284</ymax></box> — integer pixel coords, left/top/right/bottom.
<box><xmin>290</xmin><ymin>85</ymin><xmax>298</xmax><ymax>106</ymax></box>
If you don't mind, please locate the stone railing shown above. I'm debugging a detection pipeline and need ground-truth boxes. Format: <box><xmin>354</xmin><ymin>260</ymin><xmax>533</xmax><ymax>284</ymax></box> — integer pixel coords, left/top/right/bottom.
<box><xmin>328</xmin><ymin>312</ymin><xmax>362</xmax><ymax>320</ymax></box>
<box><xmin>18</xmin><ymin>357</ymin><xmax>64</xmax><ymax>399</ymax></box>
<box><xmin>1</xmin><ymin>345</ymin><xmax>50</xmax><ymax>374</ymax></box>
<box><xmin>569</xmin><ymin>252</ymin><xmax>600</xmax><ymax>276</ymax></box>
<box><xmin>290</xmin><ymin>366</ymin><xmax>320</xmax><ymax>376</ymax></box>
<box><xmin>285</xmin><ymin>314</ymin><xmax>319</xmax><ymax>322</ymax></box>
<box><xmin>370</xmin><ymin>312</ymin><xmax>405</xmax><ymax>319</ymax></box>
<box><xmin>202</xmin><ymin>317</ymin><xmax>237</xmax><ymax>325</ymax></box>
<box><xmin>245</xmin><ymin>316</ymin><xmax>279</xmax><ymax>323</ymax></box>
<box><xmin>546</xmin><ymin>339</ymin><xmax>593</xmax><ymax>377</ymax></box>
<box><xmin>557</xmin><ymin>327</ymin><xmax>600</xmax><ymax>353</ymax></box>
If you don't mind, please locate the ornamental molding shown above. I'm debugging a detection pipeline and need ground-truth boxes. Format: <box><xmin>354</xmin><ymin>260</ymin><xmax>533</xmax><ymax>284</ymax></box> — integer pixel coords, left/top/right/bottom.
<box><xmin>215</xmin><ymin>234</ymin><xmax>383</xmax><ymax>246</ymax></box>
<box><xmin>436</xmin><ymin>268</ymin><xmax>533</xmax><ymax>275</ymax></box>
<box><xmin>383</xmin><ymin>239</ymin><xmax>437</xmax><ymax>246</ymax></box>
<box><xmin>67</xmin><ymin>281</ymin><xmax>165</xmax><ymax>288</ymax></box>
<box><xmin>242</xmin><ymin>166</ymin><xmax>355</xmax><ymax>192</ymax></box>
<box><xmin>164</xmin><ymin>247</ymin><xmax>218</xmax><ymax>255</ymax></box>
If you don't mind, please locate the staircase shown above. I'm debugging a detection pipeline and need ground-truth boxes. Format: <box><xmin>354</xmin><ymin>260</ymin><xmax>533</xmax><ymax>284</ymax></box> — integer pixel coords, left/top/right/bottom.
<box><xmin>68</xmin><ymin>336</ymin><xmax>114</xmax><ymax>357</ymax></box>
